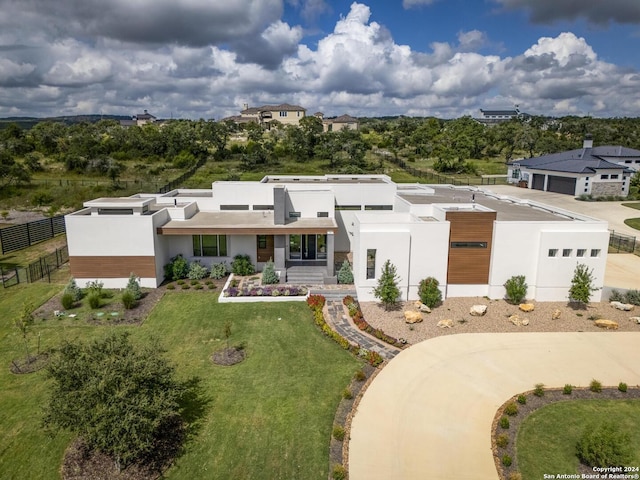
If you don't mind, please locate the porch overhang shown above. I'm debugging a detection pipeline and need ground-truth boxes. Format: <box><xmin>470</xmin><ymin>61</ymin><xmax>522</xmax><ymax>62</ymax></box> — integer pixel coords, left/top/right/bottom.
<box><xmin>157</xmin><ymin>211</ymin><xmax>338</xmax><ymax>235</ymax></box>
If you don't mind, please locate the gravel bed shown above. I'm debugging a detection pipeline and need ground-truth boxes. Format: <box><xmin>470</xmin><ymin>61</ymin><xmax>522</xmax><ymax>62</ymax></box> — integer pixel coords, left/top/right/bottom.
<box><xmin>360</xmin><ymin>297</ymin><xmax>640</xmax><ymax>344</ymax></box>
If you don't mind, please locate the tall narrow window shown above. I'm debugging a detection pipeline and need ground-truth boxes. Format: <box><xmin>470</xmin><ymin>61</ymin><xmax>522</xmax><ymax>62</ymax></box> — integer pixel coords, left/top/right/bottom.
<box><xmin>289</xmin><ymin>235</ymin><xmax>301</xmax><ymax>259</ymax></box>
<box><xmin>317</xmin><ymin>234</ymin><xmax>327</xmax><ymax>260</ymax></box>
<box><xmin>366</xmin><ymin>249</ymin><xmax>376</xmax><ymax>279</ymax></box>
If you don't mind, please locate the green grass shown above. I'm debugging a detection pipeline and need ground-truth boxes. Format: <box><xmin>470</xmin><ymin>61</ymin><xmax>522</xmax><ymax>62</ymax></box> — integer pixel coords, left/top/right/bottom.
<box><xmin>517</xmin><ymin>400</ymin><xmax>640</xmax><ymax>479</ymax></box>
<box><xmin>0</xmin><ymin>287</ymin><xmax>362</xmax><ymax>479</ymax></box>
<box><xmin>0</xmin><ymin>234</ymin><xmax>67</xmax><ymax>270</ymax></box>
<box><xmin>622</xmin><ymin>202</ymin><xmax>640</xmax><ymax>211</ymax></box>
<box><xmin>624</xmin><ymin>218</ymin><xmax>640</xmax><ymax>231</ymax></box>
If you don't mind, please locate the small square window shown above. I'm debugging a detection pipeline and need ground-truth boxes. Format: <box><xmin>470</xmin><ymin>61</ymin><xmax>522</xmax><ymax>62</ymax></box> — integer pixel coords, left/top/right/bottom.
<box><xmin>562</xmin><ymin>249</ymin><xmax>572</xmax><ymax>257</ymax></box>
<box><xmin>577</xmin><ymin>249</ymin><xmax>586</xmax><ymax>257</ymax></box>
<box><xmin>548</xmin><ymin>249</ymin><xmax>558</xmax><ymax>257</ymax></box>
<box><xmin>590</xmin><ymin>249</ymin><xmax>600</xmax><ymax>257</ymax></box>
<box><xmin>288</xmin><ymin>211</ymin><xmax>301</xmax><ymax>218</ymax></box>
<box><xmin>601</xmin><ymin>174</ymin><xmax>609</xmax><ymax>180</ymax></box>
<box><xmin>611</xmin><ymin>174</ymin><xmax>619</xmax><ymax>180</ymax></box>
<box><xmin>584</xmin><ymin>188</ymin><xmax>588</xmax><ymax>192</ymax></box>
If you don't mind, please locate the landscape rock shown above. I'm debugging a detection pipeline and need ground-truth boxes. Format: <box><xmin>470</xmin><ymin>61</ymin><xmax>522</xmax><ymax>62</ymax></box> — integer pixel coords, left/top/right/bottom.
<box><xmin>470</xmin><ymin>305</ymin><xmax>487</xmax><ymax>316</ymax></box>
<box><xmin>437</xmin><ymin>319</ymin><xmax>454</xmax><ymax>328</ymax></box>
<box><xmin>519</xmin><ymin>303</ymin><xmax>535</xmax><ymax>312</ymax></box>
<box><xmin>509</xmin><ymin>314</ymin><xmax>521</xmax><ymax>326</ymax></box>
<box><xmin>404</xmin><ymin>311</ymin><xmax>423</xmax><ymax>324</ymax></box>
<box><xmin>521</xmin><ymin>318</ymin><xmax>529</xmax><ymax>326</ymax></box>
<box><xmin>629</xmin><ymin>317</ymin><xmax>640</xmax><ymax>324</ymax></box>
<box><xmin>418</xmin><ymin>304</ymin><xmax>431</xmax><ymax>313</ymax></box>
<box><xmin>414</xmin><ymin>300</ymin><xmax>423</xmax><ymax>309</ymax></box>
<box><xmin>552</xmin><ymin>309</ymin><xmax>562</xmax><ymax>320</ymax></box>
<box><xmin>610</xmin><ymin>301</ymin><xmax>634</xmax><ymax>311</ymax></box>
<box><xmin>594</xmin><ymin>319</ymin><xmax>619</xmax><ymax>330</ymax></box>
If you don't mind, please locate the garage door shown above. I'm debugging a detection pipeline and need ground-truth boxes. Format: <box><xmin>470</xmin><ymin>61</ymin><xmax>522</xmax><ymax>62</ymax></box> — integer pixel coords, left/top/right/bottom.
<box><xmin>547</xmin><ymin>176</ymin><xmax>576</xmax><ymax>195</ymax></box>
<box><xmin>532</xmin><ymin>174</ymin><xmax>545</xmax><ymax>191</ymax></box>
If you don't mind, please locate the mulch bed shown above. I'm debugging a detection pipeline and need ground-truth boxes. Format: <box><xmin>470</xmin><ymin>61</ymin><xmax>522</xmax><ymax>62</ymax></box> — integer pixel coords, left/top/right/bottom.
<box><xmin>492</xmin><ymin>386</ymin><xmax>640</xmax><ymax>479</ymax></box>
<box><xmin>211</xmin><ymin>346</ymin><xmax>246</xmax><ymax>366</ymax></box>
<box><xmin>9</xmin><ymin>352</ymin><xmax>49</xmax><ymax>374</ymax></box>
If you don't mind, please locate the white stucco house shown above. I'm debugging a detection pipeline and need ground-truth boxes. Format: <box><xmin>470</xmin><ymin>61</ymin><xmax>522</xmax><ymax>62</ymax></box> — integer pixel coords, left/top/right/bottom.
<box><xmin>65</xmin><ymin>175</ymin><xmax>609</xmax><ymax>302</ymax></box>
<box><xmin>507</xmin><ymin>136</ymin><xmax>638</xmax><ymax>197</ymax></box>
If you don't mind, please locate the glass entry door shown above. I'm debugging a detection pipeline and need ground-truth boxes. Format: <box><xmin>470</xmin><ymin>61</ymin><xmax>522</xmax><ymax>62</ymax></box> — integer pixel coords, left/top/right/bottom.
<box><xmin>302</xmin><ymin>234</ymin><xmax>316</xmax><ymax>260</ymax></box>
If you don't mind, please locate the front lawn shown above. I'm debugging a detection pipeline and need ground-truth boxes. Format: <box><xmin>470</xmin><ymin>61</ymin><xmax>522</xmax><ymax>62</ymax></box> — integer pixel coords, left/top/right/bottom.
<box><xmin>624</xmin><ymin>217</ymin><xmax>640</xmax><ymax>230</ymax></box>
<box><xmin>517</xmin><ymin>400</ymin><xmax>640</xmax><ymax>478</ymax></box>
<box><xmin>0</xmin><ymin>287</ymin><xmax>362</xmax><ymax>479</ymax></box>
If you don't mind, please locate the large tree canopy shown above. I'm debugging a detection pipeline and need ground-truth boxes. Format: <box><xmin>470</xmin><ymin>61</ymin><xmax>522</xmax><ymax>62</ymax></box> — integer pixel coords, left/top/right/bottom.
<box><xmin>43</xmin><ymin>332</ymin><xmax>184</xmax><ymax>472</ymax></box>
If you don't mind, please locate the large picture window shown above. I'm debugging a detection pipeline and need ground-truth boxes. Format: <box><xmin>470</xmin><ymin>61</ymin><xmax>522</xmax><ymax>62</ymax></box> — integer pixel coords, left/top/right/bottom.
<box><xmin>193</xmin><ymin>235</ymin><xmax>227</xmax><ymax>257</ymax></box>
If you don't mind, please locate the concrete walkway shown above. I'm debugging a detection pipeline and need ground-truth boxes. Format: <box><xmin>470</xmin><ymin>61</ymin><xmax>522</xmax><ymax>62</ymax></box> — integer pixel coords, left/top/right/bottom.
<box><xmin>349</xmin><ymin>332</ymin><xmax>640</xmax><ymax>480</ymax></box>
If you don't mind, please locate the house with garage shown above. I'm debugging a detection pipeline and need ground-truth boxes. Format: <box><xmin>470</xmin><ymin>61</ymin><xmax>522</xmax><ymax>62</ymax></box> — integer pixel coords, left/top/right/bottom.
<box><xmin>507</xmin><ymin>136</ymin><xmax>638</xmax><ymax>197</ymax></box>
<box><xmin>65</xmin><ymin>175</ymin><xmax>609</xmax><ymax>302</ymax></box>
<box><xmin>229</xmin><ymin>103</ymin><xmax>306</xmax><ymax>128</ymax></box>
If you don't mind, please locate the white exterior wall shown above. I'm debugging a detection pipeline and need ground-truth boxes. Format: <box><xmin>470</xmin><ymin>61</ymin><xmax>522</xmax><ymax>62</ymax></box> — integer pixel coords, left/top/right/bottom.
<box><xmin>210</xmin><ymin>182</ymin><xmax>274</xmax><ymax>209</ymax></box>
<box><xmin>286</xmin><ymin>190</ymin><xmax>334</xmax><ymax>217</ymax></box>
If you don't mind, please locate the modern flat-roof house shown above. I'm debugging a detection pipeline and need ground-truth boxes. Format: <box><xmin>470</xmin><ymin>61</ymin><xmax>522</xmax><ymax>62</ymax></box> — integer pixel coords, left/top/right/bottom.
<box><xmin>507</xmin><ymin>136</ymin><xmax>638</xmax><ymax>197</ymax></box>
<box><xmin>477</xmin><ymin>108</ymin><xmax>530</xmax><ymax>124</ymax></box>
<box><xmin>65</xmin><ymin>175</ymin><xmax>609</xmax><ymax>302</ymax></box>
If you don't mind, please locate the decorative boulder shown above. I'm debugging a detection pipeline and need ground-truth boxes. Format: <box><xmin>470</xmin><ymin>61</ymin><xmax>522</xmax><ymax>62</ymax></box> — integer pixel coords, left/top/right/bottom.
<box><xmin>521</xmin><ymin>318</ymin><xmax>530</xmax><ymax>326</ymax></box>
<box><xmin>509</xmin><ymin>315</ymin><xmax>521</xmax><ymax>326</ymax></box>
<box><xmin>552</xmin><ymin>309</ymin><xmax>562</xmax><ymax>320</ymax></box>
<box><xmin>404</xmin><ymin>311</ymin><xmax>423</xmax><ymax>324</ymax></box>
<box><xmin>519</xmin><ymin>303</ymin><xmax>535</xmax><ymax>313</ymax></box>
<box><xmin>594</xmin><ymin>319</ymin><xmax>619</xmax><ymax>330</ymax></box>
<box><xmin>414</xmin><ymin>300</ymin><xmax>423</xmax><ymax>309</ymax></box>
<box><xmin>611</xmin><ymin>301</ymin><xmax>634</xmax><ymax>311</ymax></box>
<box><xmin>470</xmin><ymin>305</ymin><xmax>487</xmax><ymax>316</ymax></box>
<box><xmin>437</xmin><ymin>319</ymin><xmax>454</xmax><ymax>328</ymax></box>
<box><xmin>418</xmin><ymin>303</ymin><xmax>431</xmax><ymax>313</ymax></box>
<box><xmin>629</xmin><ymin>317</ymin><xmax>640</xmax><ymax>324</ymax></box>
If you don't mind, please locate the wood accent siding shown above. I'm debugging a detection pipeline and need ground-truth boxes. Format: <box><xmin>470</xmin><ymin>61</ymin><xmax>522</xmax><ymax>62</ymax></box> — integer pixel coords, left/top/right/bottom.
<box><xmin>446</xmin><ymin>211</ymin><xmax>496</xmax><ymax>284</ymax></box>
<box><xmin>256</xmin><ymin>235</ymin><xmax>275</xmax><ymax>263</ymax></box>
<box><xmin>157</xmin><ymin>227</ymin><xmax>337</xmax><ymax>235</ymax></box>
<box><xmin>69</xmin><ymin>256</ymin><xmax>156</xmax><ymax>278</ymax></box>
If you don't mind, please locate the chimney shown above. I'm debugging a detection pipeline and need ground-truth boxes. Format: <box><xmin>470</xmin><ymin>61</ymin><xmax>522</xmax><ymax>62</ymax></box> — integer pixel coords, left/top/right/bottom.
<box><xmin>583</xmin><ymin>134</ymin><xmax>593</xmax><ymax>149</ymax></box>
<box><xmin>243</xmin><ymin>103</ymin><xmax>249</xmax><ymax>111</ymax></box>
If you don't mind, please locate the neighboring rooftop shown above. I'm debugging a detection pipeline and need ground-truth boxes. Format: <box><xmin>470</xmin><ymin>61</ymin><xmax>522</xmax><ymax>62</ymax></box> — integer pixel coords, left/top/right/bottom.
<box><xmin>508</xmin><ymin>146</ymin><xmax>638</xmax><ymax>173</ymax></box>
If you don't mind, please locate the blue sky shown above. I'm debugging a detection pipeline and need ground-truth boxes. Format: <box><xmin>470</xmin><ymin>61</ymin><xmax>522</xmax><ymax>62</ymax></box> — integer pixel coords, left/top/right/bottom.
<box><xmin>1</xmin><ymin>0</ymin><xmax>639</xmax><ymax>119</ymax></box>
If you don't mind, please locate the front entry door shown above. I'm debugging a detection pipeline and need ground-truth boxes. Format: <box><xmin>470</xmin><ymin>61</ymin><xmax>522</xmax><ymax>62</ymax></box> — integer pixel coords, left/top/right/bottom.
<box><xmin>302</xmin><ymin>234</ymin><xmax>316</xmax><ymax>260</ymax></box>
<box><xmin>257</xmin><ymin>235</ymin><xmax>274</xmax><ymax>262</ymax></box>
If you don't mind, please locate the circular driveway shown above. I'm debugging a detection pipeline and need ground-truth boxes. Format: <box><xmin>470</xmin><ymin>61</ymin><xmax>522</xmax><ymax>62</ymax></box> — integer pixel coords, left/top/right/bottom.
<box><xmin>348</xmin><ymin>332</ymin><xmax>640</xmax><ymax>480</ymax></box>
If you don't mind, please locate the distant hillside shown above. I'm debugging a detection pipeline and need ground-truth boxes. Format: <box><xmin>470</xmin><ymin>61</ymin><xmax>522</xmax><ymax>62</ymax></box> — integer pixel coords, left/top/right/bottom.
<box><xmin>0</xmin><ymin>114</ymin><xmax>132</xmax><ymax>130</ymax></box>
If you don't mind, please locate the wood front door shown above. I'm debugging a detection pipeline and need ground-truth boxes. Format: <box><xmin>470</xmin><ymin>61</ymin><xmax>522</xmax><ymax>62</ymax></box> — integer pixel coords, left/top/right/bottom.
<box><xmin>257</xmin><ymin>235</ymin><xmax>274</xmax><ymax>262</ymax></box>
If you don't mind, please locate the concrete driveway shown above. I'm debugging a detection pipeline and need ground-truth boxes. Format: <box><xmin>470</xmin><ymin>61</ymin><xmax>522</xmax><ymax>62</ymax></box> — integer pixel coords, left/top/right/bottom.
<box><xmin>482</xmin><ymin>184</ymin><xmax>639</xmax><ymax>238</ymax></box>
<box><xmin>348</xmin><ymin>332</ymin><xmax>640</xmax><ymax>480</ymax></box>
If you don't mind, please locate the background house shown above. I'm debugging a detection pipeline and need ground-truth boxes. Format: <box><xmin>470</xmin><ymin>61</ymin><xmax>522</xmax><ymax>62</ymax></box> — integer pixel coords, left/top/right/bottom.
<box><xmin>119</xmin><ymin>110</ymin><xmax>157</xmax><ymax>127</ymax></box>
<box><xmin>229</xmin><ymin>103</ymin><xmax>306</xmax><ymax>127</ymax></box>
<box><xmin>507</xmin><ymin>135</ymin><xmax>638</xmax><ymax>197</ymax></box>
<box><xmin>315</xmin><ymin>113</ymin><xmax>359</xmax><ymax>132</ymax></box>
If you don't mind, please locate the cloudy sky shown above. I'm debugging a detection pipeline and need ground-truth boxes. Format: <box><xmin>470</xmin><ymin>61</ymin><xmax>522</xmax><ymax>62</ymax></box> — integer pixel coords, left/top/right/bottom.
<box><xmin>1</xmin><ymin>0</ymin><xmax>639</xmax><ymax>119</ymax></box>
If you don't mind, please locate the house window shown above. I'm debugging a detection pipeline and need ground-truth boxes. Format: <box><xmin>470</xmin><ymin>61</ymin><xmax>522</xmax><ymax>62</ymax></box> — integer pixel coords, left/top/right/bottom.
<box><xmin>289</xmin><ymin>211</ymin><xmax>301</xmax><ymax>218</ymax></box>
<box><xmin>317</xmin><ymin>234</ymin><xmax>327</xmax><ymax>260</ymax></box>
<box><xmin>289</xmin><ymin>235</ymin><xmax>301</xmax><ymax>259</ymax></box>
<box><xmin>220</xmin><ymin>205</ymin><xmax>249</xmax><ymax>210</ymax></box>
<box><xmin>451</xmin><ymin>242</ymin><xmax>488</xmax><ymax>248</ymax></box>
<box><xmin>577</xmin><ymin>249</ymin><xmax>586</xmax><ymax>257</ymax></box>
<box><xmin>366</xmin><ymin>249</ymin><xmax>376</xmax><ymax>279</ymax></box>
<box><xmin>562</xmin><ymin>249</ymin><xmax>572</xmax><ymax>257</ymax></box>
<box><xmin>590</xmin><ymin>249</ymin><xmax>600</xmax><ymax>257</ymax></box>
<box><xmin>253</xmin><ymin>204</ymin><xmax>274</xmax><ymax>210</ymax></box>
<box><xmin>335</xmin><ymin>205</ymin><xmax>361</xmax><ymax>211</ymax></box>
<box><xmin>280</xmin><ymin>111</ymin><xmax>287</xmax><ymax>117</ymax></box>
<box><xmin>611</xmin><ymin>174</ymin><xmax>619</xmax><ymax>179</ymax></box>
<box><xmin>257</xmin><ymin>235</ymin><xmax>267</xmax><ymax>249</ymax></box>
<box><xmin>317</xmin><ymin>212</ymin><xmax>329</xmax><ymax>217</ymax></box>
<box><xmin>548</xmin><ymin>249</ymin><xmax>558</xmax><ymax>257</ymax></box>
<box><xmin>601</xmin><ymin>174</ymin><xmax>609</xmax><ymax>180</ymax></box>
<box><xmin>364</xmin><ymin>205</ymin><xmax>393</xmax><ymax>211</ymax></box>
<box><xmin>193</xmin><ymin>235</ymin><xmax>227</xmax><ymax>257</ymax></box>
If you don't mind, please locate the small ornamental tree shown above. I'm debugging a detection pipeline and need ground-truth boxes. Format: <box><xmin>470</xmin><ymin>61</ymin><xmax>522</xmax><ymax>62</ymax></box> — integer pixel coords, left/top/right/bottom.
<box><xmin>337</xmin><ymin>260</ymin><xmax>354</xmax><ymax>284</ymax></box>
<box><xmin>15</xmin><ymin>302</ymin><xmax>35</xmax><ymax>362</ymax></box>
<box><xmin>261</xmin><ymin>259</ymin><xmax>279</xmax><ymax>285</ymax></box>
<box><xmin>418</xmin><ymin>277</ymin><xmax>442</xmax><ymax>308</ymax></box>
<box><xmin>569</xmin><ymin>263</ymin><xmax>598</xmax><ymax>306</ymax></box>
<box><xmin>504</xmin><ymin>275</ymin><xmax>528</xmax><ymax>304</ymax></box>
<box><xmin>63</xmin><ymin>277</ymin><xmax>83</xmax><ymax>302</ymax></box>
<box><xmin>43</xmin><ymin>332</ymin><xmax>184</xmax><ymax>472</ymax></box>
<box><xmin>373</xmin><ymin>260</ymin><xmax>401</xmax><ymax>311</ymax></box>
<box><xmin>125</xmin><ymin>272</ymin><xmax>142</xmax><ymax>300</ymax></box>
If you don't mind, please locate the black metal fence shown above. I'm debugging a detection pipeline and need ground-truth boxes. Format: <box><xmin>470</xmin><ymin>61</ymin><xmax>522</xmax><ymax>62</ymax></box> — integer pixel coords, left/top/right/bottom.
<box><xmin>30</xmin><ymin>178</ymin><xmax>160</xmax><ymax>190</ymax></box>
<box><xmin>1</xmin><ymin>245</ymin><xmax>69</xmax><ymax>288</ymax></box>
<box><xmin>158</xmin><ymin>157</ymin><xmax>207</xmax><ymax>194</ymax></box>
<box><xmin>609</xmin><ymin>230</ymin><xmax>638</xmax><ymax>253</ymax></box>
<box><xmin>0</xmin><ymin>216</ymin><xmax>66</xmax><ymax>254</ymax></box>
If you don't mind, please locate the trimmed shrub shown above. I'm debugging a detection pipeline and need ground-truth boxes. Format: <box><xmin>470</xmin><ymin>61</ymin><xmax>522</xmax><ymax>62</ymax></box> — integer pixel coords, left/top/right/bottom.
<box><xmin>496</xmin><ymin>433</ymin><xmax>509</xmax><ymax>448</ymax></box>
<box><xmin>332</xmin><ymin>425</ymin><xmax>346</xmax><ymax>441</ymax></box>
<box><xmin>166</xmin><ymin>283</ymin><xmax>176</xmax><ymax>290</ymax></box>
<box><xmin>576</xmin><ymin>422</ymin><xmax>632</xmax><ymax>467</ymax></box>
<box><xmin>504</xmin><ymin>275</ymin><xmax>527</xmax><ymax>304</ymax></box>
<box><xmin>261</xmin><ymin>260</ymin><xmax>279</xmax><ymax>285</ymax></box>
<box><xmin>608</xmin><ymin>289</ymin><xmax>625</xmax><ymax>302</ymax></box>
<box><xmin>231</xmin><ymin>254</ymin><xmax>255</xmax><ymax>276</ymax></box>
<box><xmin>508</xmin><ymin>473</ymin><xmax>523</xmax><ymax>480</ymax></box>
<box><xmin>332</xmin><ymin>464</ymin><xmax>347</xmax><ymax>480</ymax></box>
<box><xmin>618</xmin><ymin>382</ymin><xmax>628</xmax><ymax>393</ymax></box>
<box><xmin>563</xmin><ymin>384</ymin><xmax>573</xmax><ymax>395</ymax></box>
<box><xmin>122</xmin><ymin>290</ymin><xmax>136</xmax><ymax>309</ymax></box>
<box><xmin>190</xmin><ymin>279</ymin><xmax>199</xmax><ymax>286</ymax></box>
<box><xmin>337</xmin><ymin>260</ymin><xmax>354</xmax><ymax>284</ymax></box>
<box><xmin>502</xmin><ymin>455</ymin><xmax>512</xmax><ymax>467</ymax></box>
<box><xmin>164</xmin><ymin>254</ymin><xmax>189</xmax><ymax>281</ymax></box>
<box><xmin>533</xmin><ymin>383</ymin><xmax>545</xmax><ymax>397</ymax></box>
<box><xmin>625</xmin><ymin>289</ymin><xmax>640</xmax><ymax>306</ymax></box>
<box><xmin>209</xmin><ymin>262</ymin><xmax>228</xmax><ymax>279</ymax></box>
<box><xmin>125</xmin><ymin>273</ymin><xmax>142</xmax><ymax>300</ymax></box>
<box><xmin>418</xmin><ymin>277</ymin><xmax>442</xmax><ymax>308</ymax></box>
<box><xmin>88</xmin><ymin>292</ymin><xmax>101</xmax><ymax>309</ymax></box>
<box><xmin>86</xmin><ymin>280</ymin><xmax>104</xmax><ymax>298</ymax></box>
<box><xmin>499</xmin><ymin>416</ymin><xmax>510</xmax><ymax>429</ymax></box>
<box><xmin>63</xmin><ymin>278</ymin><xmax>83</xmax><ymax>302</ymax></box>
<box><xmin>517</xmin><ymin>394</ymin><xmax>527</xmax><ymax>405</ymax></box>
<box><xmin>187</xmin><ymin>261</ymin><xmax>208</xmax><ymax>280</ymax></box>
<box><xmin>342</xmin><ymin>388</ymin><xmax>353</xmax><ymax>400</ymax></box>
<box><xmin>61</xmin><ymin>292</ymin><xmax>75</xmax><ymax>310</ymax></box>
<box><xmin>355</xmin><ymin>369</ymin><xmax>366</xmax><ymax>381</ymax></box>
<box><xmin>504</xmin><ymin>402</ymin><xmax>518</xmax><ymax>416</ymax></box>
<box><xmin>589</xmin><ymin>379</ymin><xmax>602</xmax><ymax>393</ymax></box>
